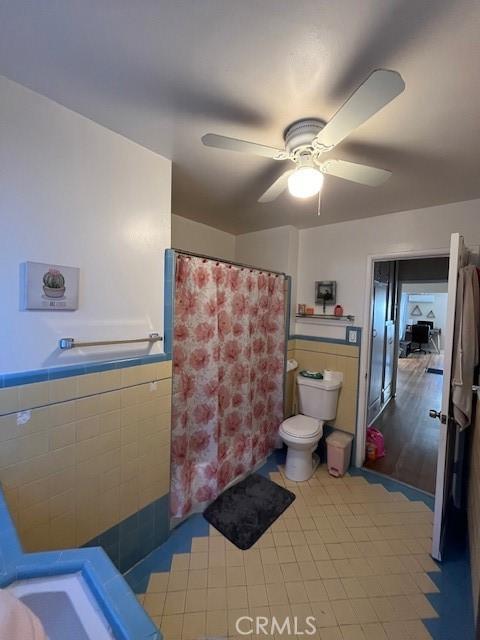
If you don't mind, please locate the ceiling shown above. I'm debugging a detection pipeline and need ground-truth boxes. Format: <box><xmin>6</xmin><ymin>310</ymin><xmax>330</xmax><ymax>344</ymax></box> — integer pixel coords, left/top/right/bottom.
<box><xmin>0</xmin><ymin>0</ymin><xmax>479</xmax><ymax>234</ymax></box>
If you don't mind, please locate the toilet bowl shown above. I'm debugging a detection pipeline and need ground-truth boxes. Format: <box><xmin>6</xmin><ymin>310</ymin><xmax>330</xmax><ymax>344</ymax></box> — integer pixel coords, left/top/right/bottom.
<box><xmin>279</xmin><ymin>415</ymin><xmax>323</xmax><ymax>481</ymax></box>
<box><xmin>280</xmin><ymin>373</ymin><xmax>342</xmax><ymax>481</ymax></box>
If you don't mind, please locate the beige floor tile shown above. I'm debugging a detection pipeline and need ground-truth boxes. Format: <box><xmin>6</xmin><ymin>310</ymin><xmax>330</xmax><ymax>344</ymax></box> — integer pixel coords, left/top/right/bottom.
<box><xmin>208</xmin><ymin>536</ymin><xmax>225</xmax><ymax>553</ymax></box>
<box><xmin>341</xmin><ymin>578</ymin><xmax>367</xmax><ymax>599</ymax></box>
<box><xmin>148</xmin><ymin>572</ymin><xmax>169</xmax><ymax>592</ymax></box>
<box><xmin>245</xmin><ymin>562</ymin><xmax>265</xmax><ymax>585</ymax></box>
<box><xmin>182</xmin><ymin>611</ymin><xmax>205</xmax><ymax>639</ymax></box>
<box><xmin>286</xmin><ymin>580</ymin><xmax>310</xmax><ymax>605</ymax></box>
<box><xmin>261</xmin><ymin>547</ymin><xmax>279</xmax><ymax>565</ymax></box>
<box><xmin>280</xmin><ymin>563</ymin><xmax>302</xmax><ymax>582</ymax></box>
<box><xmin>277</xmin><ymin>545</ymin><xmax>296</xmax><ymax>563</ymax></box>
<box><xmin>187</xmin><ymin>569</ymin><xmax>208</xmax><ymax>590</ymax></box>
<box><xmin>304</xmin><ymin>579</ymin><xmax>328</xmax><ymax>602</ymax></box>
<box><xmin>209</xmin><ymin>524</ymin><xmax>220</xmax><ymax>536</ymax></box>
<box><xmin>340</xmin><ymin>624</ymin><xmax>367</xmax><ymax>639</ymax></box>
<box><xmin>403</xmin><ymin>619</ymin><xmax>433</xmax><ymax>639</ymax></box>
<box><xmin>143</xmin><ymin>592</ymin><xmax>166</xmax><ymax>617</ymax></box>
<box><xmin>207</xmin><ymin>565</ymin><xmax>226</xmax><ymax>588</ymax></box>
<box><xmin>263</xmin><ymin>564</ymin><xmax>283</xmax><ymax>583</ymax></box>
<box><xmin>382</xmin><ymin>621</ymin><xmax>409</xmax><ymax>639</ymax></box>
<box><xmin>298</xmin><ymin>561</ymin><xmax>321</xmax><ymax>580</ymax></box>
<box><xmin>326</xmin><ymin>544</ymin><xmax>348</xmax><ymax>560</ymax></box>
<box><xmin>171</xmin><ymin>553</ymin><xmax>190</xmax><ymax>571</ymax></box>
<box><xmin>184</xmin><ymin>588</ymin><xmax>207</xmax><ymax>613</ymax></box>
<box><xmin>228</xmin><ymin>608</ymin><xmax>249</xmax><ymax>635</ymax></box>
<box><xmin>318</xmin><ymin>627</ymin><xmax>343</xmax><ymax>640</ymax></box>
<box><xmin>189</xmin><ymin>552</ymin><xmax>208</xmax><ymax>570</ymax></box>
<box><xmin>206</xmin><ymin>609</ymin><xmax>228</xmax><ymax>636</ymax></box>
<box><xmin>227</xmin><ymin>564</ymin><xmax>246</xmax><ymax>586</ymax></box>
<box><xmin>349</xmin><ymin>598</ymin><xmax>378</xmax><ymax>624</ymax></box>
<box><xmin>160</xmin><ymin>613</ymin><xmax>184</xmax><ymax>639</ymax></box>
<box><xmin>168</xmin><ymin>571</ymin><xmax>189</xmax><ymax>592</ymax></box>
<box><xmin>294</xmin><ymin>545</ymin><xmax>313</xmax><ymax>562</ymax></box>
<box><xmin>316</xmin><ymin>560</ymin><xmax>339</xmax><ymax>579</ymax></box>
<box><xmin>206</xmin><ymin>586</ymin><xmax>227</xmax><ymax>611</ymax></box>
<box><xmin>227</xmin><ymin>585</ymin><xmax>248</xmax><ymax>608</ymax></box>
<box><xmin>190</xmin><ymin>536</ymin><xmax>208</xmax><ymax>553</ymax></box>
<box><xmin>247</xmin><ymin>583</ymin><xmax>269</xmax><ymax>607</ymax></box>
<box><xmin>284</xmin><ymin>517</ymin><xmax>302</xmax><ymax>531</ymax></box>
<box><xmin>407</xmin><ymin>594</ymin><xmax>439</xmax><ymax>619</ymax></box>
<box><xmin>410</xmin><ymin>572</ymin><xmax>439</xmax><ymax>594</ymax></box>
<box><xmin>369</xmin><ymin>597</ymin><xmax>398</xmax><ymax>623</ymax></box>
<box><xmin>305</xmin><ymin>530</ymin><xmax>324</xmax><ymax>545</ymax></box>
<box><xmin>310</xmin><ymin>601</ymin><xmax>338</xmax><ymax>628</ymax></box>
<box><xmin>290</xmin><ymin>602</ymin><xmax>314</xmax><ymax>624</ymax></box>
<box><xmin>361</xmin><ymin>622</ymin><xmax>388</xmax><ymax>639</ymax></box>
<box><xmin>310</xmin><ymin>543</ymin><xmax>330</xmax><ymax>561</ymax></box>
<box><xmin>289</xmin><ymin>530</ymin><xmax>308</xmax><ymax>546</ymax></box>
<box><xmin>266</xmin><ymin>582</ymin><xmax>289</xmax><ymax>605</ymax></box>
<box><xmin>324</xmin><ymin>579</ymin><xmax>348</xmax><ymax>601</ymax></box>
<box><xmin>331</xmin><ymin>599</ymin><xmax>357</xmax><ymax>625</ymax></box>
<box><xmin>208</xmin><ymin>549</ymin><xmax>226</xmax><ymax>567</ymax></box>
<box><xmin>244</xmin><ymin>548</ymin><xmax>261</xmax><ymax>565</ymax></box>
<box><xmin>164</xmin><ymin>590</ymin><xmax>186</xmax><ymax>615</ymax></box>
<box><xmin>226</xmin><ymin>547</ymin><xmax>245</xmax><ymax>567</ymax></box>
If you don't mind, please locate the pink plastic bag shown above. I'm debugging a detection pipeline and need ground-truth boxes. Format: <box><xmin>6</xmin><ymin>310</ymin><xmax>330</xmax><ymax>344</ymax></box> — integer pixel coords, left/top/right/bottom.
<box><xmin>366</xmin><ymin>427</ymin><xmax>385</xmax><ymax>459</ymax></box>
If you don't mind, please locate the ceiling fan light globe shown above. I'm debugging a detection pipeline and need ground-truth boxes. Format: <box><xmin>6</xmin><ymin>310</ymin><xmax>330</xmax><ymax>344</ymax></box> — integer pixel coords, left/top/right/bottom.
<box><xmin>288</xmin><ymin>167</ymin><xmax>324</xmax><ymax>199</ymax></box>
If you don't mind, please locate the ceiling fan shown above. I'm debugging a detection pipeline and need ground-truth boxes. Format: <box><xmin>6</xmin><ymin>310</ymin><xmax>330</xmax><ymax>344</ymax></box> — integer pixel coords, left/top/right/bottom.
<box><xmin>201</xmin><ymin>69</ymin><xmax>405</xmax><ymax>203</ymax></box>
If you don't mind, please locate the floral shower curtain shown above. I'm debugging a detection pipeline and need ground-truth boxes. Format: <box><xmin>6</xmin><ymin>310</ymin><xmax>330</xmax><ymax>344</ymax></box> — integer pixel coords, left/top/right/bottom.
<box><xmin>171</xmin><ymin>253</ymin><xmax>286</xmax><ymax>520</ymax></box>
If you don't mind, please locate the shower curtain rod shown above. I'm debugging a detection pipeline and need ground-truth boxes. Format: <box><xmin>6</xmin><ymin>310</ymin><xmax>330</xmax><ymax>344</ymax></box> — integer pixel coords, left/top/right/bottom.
<box><xmin>172</xmin><ymin>248</ymin><xmax>287</xmax><ymax>277</ymax></box>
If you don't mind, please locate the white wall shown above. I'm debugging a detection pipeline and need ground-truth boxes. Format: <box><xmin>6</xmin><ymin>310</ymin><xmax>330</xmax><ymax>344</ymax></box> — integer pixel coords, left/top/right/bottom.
<box><xmin>296</xmin><ymin>199</ymin><xmax>480</xmax><ymax>340</ymax></box>
<box><xmin>0</xmin><ymin>76</ymin><xmax>171</xmax><ymax>374</ymax></box>
<box><xmin>172</xmin><ymin>214</ymin><xmax>235</xmax><ymax>260</ymax></box>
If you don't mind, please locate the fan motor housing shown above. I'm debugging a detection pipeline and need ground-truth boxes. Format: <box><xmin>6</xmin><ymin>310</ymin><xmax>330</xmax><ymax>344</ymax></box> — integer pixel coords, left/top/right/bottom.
<box><xmin>284</xmin><ymin>118</ymin><xmax>326</xmax><ymax>153</ymax></box>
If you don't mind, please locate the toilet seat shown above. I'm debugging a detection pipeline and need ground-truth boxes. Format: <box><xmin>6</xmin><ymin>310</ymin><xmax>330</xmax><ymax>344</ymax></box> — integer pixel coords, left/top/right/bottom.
<box><xmin>280</xmin><ymin>415</ymin><xmax>322</xmax><ymax>439</ymax></box>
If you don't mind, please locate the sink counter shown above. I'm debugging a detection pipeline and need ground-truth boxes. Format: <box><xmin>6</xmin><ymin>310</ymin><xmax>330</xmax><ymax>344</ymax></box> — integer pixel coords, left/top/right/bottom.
<box><xmin>0</xmin><ymin>487</ymin><xmax>160</xmax><ymax>640</ymax></box>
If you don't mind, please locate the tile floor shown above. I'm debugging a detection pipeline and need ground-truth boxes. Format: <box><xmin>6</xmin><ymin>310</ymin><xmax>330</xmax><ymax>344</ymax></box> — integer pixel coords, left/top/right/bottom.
<box><xmin>132</xmin><ymin>464</ymin><xmax>462</xmax><ymax>640</ymax></box>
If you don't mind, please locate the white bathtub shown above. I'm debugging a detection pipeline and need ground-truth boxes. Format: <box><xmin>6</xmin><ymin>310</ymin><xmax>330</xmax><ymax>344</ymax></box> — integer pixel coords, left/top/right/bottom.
<box><xmin>7</xmin><ymin>572</ymin><xmax>116</xmax><ymax>639</ymax></box>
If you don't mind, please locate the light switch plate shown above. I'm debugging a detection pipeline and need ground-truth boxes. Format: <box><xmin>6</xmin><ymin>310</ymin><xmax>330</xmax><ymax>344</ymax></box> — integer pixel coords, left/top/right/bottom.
<box><xmin>348</xmin><ymin>329</ymin><xmax>358</xmax><ymax>344</ymax></box>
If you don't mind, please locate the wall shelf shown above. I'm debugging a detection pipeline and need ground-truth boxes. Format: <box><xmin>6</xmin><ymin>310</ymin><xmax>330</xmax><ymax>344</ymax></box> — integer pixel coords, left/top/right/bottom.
<box><xmin>296</xmin><ymin>313</ymin><xmax>355</xmax><ymax>322</ymax></box>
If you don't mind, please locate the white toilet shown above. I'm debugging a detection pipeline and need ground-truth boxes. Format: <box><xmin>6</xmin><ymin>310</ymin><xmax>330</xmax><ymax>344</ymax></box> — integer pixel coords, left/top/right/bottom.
<box><xmin>279</xmin><ymin>373</ymin><xmax>342</xmax><ymax>481</ymax></box>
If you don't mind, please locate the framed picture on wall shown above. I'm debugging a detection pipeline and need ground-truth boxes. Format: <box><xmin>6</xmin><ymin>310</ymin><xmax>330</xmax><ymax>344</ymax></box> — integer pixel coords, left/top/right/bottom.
<box><xmin>20</xmin><ymin>261</ymin><xmax>79</xmax><ymax>310</ymax></box>
<box><xmin>315</xmin><ymin>281</ymin><xmax>336</xmax><ymax>308</ymax></box>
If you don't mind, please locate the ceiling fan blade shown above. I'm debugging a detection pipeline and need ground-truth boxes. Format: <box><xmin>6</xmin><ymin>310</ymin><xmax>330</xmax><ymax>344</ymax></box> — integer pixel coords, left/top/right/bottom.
<box><xmin>315</xmin><ymin>69</ymin><xmax>405</xmax><ymax>149</ymax></box>
<box><xmin>202</xmin><ymin>133</ymin><xmax>287</xmax><ymax>159</ymax></box>
<box><xmin>258</xmin><ymin>170</ymin><xmax>294</xmax><ymax>202</ymax></box>
<box><xmin>321</xmin><ymin>159</ymin><xmax>391</xmax><ymax>186</ymax></box>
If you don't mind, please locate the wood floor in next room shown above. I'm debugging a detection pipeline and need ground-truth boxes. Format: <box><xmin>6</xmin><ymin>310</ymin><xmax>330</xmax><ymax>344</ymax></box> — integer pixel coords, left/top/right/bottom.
<box><xmin>365</xmin><ymin>353</ymin><xmax>443</xmax><ymax>494</ymax></box>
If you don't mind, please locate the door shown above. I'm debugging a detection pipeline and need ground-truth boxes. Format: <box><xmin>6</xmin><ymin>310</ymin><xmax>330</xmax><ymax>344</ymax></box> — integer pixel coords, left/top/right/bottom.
<box><xmin>368</xmin><ymin>282</ymin><xmax>387</xmax><ymax>424</ymax></box>
<box><xmin>431</xmin><ymin>233</ymin><xmax>469</xmax><ymax>560</ymax></box>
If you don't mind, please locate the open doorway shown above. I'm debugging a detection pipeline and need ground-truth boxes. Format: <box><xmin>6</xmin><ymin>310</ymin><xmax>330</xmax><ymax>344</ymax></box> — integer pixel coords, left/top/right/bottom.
<box><xmin>364</xmin><ymin>256</ymin><xmax>449</xmax><ymax>493</ymax></box>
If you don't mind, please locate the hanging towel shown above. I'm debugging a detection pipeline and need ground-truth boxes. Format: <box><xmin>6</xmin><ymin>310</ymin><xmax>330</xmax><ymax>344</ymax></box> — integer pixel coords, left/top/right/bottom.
<box><xmin>452</xmin><ymin>265</ymin><xmax>480</xmax><ymax>430</ymax></box>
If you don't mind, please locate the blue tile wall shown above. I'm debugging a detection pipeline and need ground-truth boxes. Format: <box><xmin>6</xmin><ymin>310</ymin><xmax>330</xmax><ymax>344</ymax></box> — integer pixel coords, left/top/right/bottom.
<box><xmin>84</xmin><ymin>494</ymin><xmax>170</xmax><ymax>574</ymax></box>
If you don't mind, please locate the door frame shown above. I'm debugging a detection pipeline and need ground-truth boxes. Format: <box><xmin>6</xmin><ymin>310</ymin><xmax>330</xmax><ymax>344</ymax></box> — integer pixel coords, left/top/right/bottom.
<box><xmin>356</xmin><ymin>247</ymin><xmax>449</xmax><ymax>467</ymax></box>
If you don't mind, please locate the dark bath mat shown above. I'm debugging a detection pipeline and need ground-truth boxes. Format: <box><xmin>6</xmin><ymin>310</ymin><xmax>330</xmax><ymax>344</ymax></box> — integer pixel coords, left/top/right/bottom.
<box><xmin>203</xmin><ymin>473</ymin><xmax>296</xmax><ymax>550</ymax></box>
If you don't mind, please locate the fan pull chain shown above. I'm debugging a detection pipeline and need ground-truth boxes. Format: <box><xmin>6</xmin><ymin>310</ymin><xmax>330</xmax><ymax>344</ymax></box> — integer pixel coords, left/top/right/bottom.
<box><xmin>317</xmin><ymin>189</ymin><xmax>322</xmax><ymax>217</ymax></box>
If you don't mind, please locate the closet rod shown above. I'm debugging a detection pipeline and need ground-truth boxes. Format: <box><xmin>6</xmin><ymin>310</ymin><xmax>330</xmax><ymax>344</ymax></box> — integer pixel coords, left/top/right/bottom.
<box><xmin>172</xmin><ymin>248</ymin><xmax>287</xmax><ymax>277</ymax></box>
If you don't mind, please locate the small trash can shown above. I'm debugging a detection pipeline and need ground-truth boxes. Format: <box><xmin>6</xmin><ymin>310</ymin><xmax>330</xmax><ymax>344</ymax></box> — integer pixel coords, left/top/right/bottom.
<box><xmin>326</xmin><ymin>430</ymin><xmax>353</xmax><ymax>477</ymax></box>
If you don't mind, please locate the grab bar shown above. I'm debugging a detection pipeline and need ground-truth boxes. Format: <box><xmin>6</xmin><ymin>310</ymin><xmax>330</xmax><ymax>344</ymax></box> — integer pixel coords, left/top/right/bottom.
<box><xmin>59</xmin><ymin>333</ymin><xmax>162</xmax><ymax>350</ymax></box>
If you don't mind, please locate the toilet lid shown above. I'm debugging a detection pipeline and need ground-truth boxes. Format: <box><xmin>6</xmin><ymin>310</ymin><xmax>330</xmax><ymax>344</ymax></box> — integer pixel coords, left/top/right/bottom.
<box><xmin>281</xmin><ymin>415</ymin><xmax>322</xmax><ymax>438</ymax></box>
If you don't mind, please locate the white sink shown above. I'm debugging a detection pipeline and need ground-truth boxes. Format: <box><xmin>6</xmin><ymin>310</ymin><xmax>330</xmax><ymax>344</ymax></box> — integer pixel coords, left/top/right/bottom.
<box><xmin>7</xmin><ymin>573</ymin><xmax>116</xmax><ymax>640</ymax></box>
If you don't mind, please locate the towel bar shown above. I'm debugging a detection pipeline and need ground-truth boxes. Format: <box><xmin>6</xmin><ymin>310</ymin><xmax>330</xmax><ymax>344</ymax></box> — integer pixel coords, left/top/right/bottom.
<box><xmin>59</xmin><ymin>333</ymin><xmax>162</xmax><ymax>350</ymax></box>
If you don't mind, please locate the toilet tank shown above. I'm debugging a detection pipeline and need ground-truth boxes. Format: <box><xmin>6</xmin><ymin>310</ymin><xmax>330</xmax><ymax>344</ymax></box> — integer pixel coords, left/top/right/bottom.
<box><xmin>297</xmin><ymin>374</ymin><xmax>342</xmax><ymax>421</ymax></box>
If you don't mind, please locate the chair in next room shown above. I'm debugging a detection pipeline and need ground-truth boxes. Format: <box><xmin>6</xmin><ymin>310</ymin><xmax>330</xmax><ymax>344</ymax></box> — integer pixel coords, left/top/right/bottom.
<box><xmin>411</xmin><ymin>322</ymin><xmax>430</xmax><ymax>354</ymax></box>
